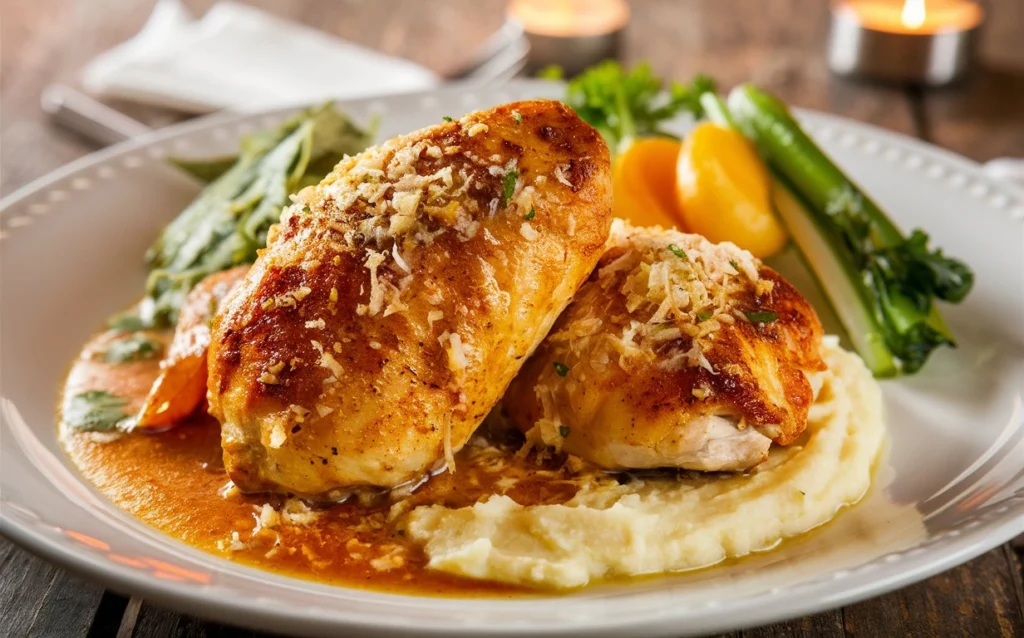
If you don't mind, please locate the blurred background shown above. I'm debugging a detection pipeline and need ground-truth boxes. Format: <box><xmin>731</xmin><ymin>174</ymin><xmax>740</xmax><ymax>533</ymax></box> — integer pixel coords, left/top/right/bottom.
<box><xmin>3</xmin><ymin>0</ymin><xmax>1023</xmax><ymax>198</ymax></box>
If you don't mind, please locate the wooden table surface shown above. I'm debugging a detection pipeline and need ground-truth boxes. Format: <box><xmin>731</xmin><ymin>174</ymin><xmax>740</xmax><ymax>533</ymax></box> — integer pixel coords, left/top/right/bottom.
<box><xmin>2</xmin><ymin>0</ymin><xmax>1023</xmax><ymax>636</ymax></box>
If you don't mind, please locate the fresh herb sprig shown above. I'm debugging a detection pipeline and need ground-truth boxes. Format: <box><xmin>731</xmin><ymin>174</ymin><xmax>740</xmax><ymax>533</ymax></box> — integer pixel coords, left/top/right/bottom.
<box><xmin>557</xmin><ymin>61</ymin><xmax>715</xmax><ymax>154</ymax></box>
<box><xmin>62</xmin><ymin>390</ymin><xmax>135</xmax><ymax>433</ymax></box>
<box><xmin>133</xmin><ymin>103</ymin><xmax>373</xmax><ymax>329</ymax></box>
<box><xmin>103</xmin><ymin>333</ymin><xmax>163</xmax><ymax>364</ymax></box>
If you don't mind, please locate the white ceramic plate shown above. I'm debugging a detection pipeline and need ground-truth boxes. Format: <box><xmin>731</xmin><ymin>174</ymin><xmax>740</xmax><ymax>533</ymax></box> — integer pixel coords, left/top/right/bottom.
<box><xmin>2</xmin><ymin>80</ymin><xmax>1023</xmax><ymax>637</ymax></box>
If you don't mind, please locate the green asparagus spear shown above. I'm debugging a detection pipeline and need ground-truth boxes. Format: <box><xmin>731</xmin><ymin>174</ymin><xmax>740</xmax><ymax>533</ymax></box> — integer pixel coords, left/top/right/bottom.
<box><xmin>727</xmin><ymin>84</ymin><xmax>973</xmax><ymax>375</ymax></box>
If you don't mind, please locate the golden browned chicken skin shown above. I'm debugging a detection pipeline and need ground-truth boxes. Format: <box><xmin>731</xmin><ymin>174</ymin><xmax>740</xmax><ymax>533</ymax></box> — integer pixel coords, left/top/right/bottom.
<box><xmin>504</xmin><ymin>222</ymin><xmax>825</xmax><ymax>472</ymax></box>
<box><xmin>208</xmin><ymin>100</ymin><xmax>613</xmax><ymax>497</ymax></box>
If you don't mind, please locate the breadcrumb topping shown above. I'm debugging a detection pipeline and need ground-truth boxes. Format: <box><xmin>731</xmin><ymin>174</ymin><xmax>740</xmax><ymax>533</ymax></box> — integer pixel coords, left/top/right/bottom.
<box><xmin>556</xmin><ymin>221</ymin><xmax>763</xmax><ymax>374</ymax></box>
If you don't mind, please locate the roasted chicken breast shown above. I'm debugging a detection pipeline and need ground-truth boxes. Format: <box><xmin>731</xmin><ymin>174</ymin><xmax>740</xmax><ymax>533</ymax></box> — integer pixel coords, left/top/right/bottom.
<box><xmin>208</xmin><ymin>100</ymin><xmax>613</xmax><ymax>497</ymax></box>
<box><xmin>504</xmin><ymin>222</ymin><xmax>825</xmax><ymax>472</ymax></box>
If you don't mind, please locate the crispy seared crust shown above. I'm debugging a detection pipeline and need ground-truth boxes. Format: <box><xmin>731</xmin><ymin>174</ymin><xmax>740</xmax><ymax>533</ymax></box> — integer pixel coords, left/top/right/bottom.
<box><xmin>208</xmin><ymin>100</ymin><xmax>612</xmax><ymax>495</ymax></box>
<box><xmin>625</xmin><ymin>267</ymin><xmax>825</xmax><ymax>445</ymax></box>
<box><xmin>504</xmin><ymin>225</ymin><xmax>825</xmax><ymax>470</ymax></box>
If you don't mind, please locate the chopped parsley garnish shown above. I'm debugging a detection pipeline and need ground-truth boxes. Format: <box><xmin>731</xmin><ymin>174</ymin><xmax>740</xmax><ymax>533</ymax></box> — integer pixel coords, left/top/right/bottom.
<box><xmin>524</xmin><ymin>206</ymin><xmax>536</xmax><ymax>220</ymax></box>
<box><xmin>559</xmin><ymin>425</ymin><xmax>571</xmax><ymax>438</ymax></box>
<box><xmin>104</xmin><ymin>333</ymin><xmax>163</xmax><ymax>364</ymax></box>
<box><xmin>553</xmin><ymin>361</ymin><xmax>570</xmax><ymax>377</ymax></box>
<box><xmin>696</xmin><ymin>310</ymin><xmax>713</xmax><ymax>323</ymax></box>
<box><xmin>667</xmin><ymin>243</ymin><xmax>687</xmax><ymax>259</ymax></box>
<box><xmin>559</xmin><ymin>61</ymin><xmax>715</xmax><ymax>154</ymax></box>
<box><xmin>745</xmin><ymin>310</ymin><xmax>778</xmax><ymax>324</ymax></box>
<box><xmin>729</xmin><ymin>259</ymin><xmax>740</xmax><ymax>272</ymax></box>
<box><xmin>442</xmin><ymin>115</ymin><xmax>454</xmax><ymax>122</ymax></box>
<box><xmin>502</xmin><ymin>169</ymin><xmax>519</xmax><ymax>208</ymax></box>
<box><xmin>512</xmin><ymin>110</ymin><xmax>522</xmax><ymax>125</ymax></box>
<box><xmin>62</xmin><ymin>390</ymin><xmax>135</xmax><ymax>433</ymax></box>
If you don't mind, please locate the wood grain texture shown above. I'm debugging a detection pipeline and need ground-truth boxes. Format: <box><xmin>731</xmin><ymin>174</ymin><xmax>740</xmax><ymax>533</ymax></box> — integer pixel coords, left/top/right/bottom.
<box><xmin>0</xmin><ymin>1</ymin><xmax>1022</xmax><ymax>637</ymax></box>
<box><xmin>626</xmin><ymin>0</ymin><xmax>916</xmax><ymax>135</ymax></box>
<box><xmin>86</xmin><ymin>592</ymin><xmax>131</xmax><ymax>638</ymax></box>
<box><xmin>919</xmin><ymin>0</ymin><xmax>1024</xmax><ymax>160</ymax></box>
<box><xmin>842</xmin><ymin>545</ymin><xmax>1024</xmax><ymax>637</ymax></box>
<box><xmin>129</xmin><ymin>600</ymin><xmax>265</xmax><ymax>638</ymax></box>
<box><xmin>0</xmin><ymin>539</ymin><xmax>105</xmax><ymax>637</ymax></box>
<box><xmin>742</xmin><ymin>611</ymin><xmax>845</xmax><ymax>638</ymax></box>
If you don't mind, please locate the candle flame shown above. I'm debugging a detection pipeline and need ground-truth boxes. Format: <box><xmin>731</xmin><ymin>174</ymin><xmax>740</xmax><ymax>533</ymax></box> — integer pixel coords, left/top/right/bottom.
<box><xmin>901</xmin><ymin>0</ymin><xmax>927</xmax><ymax>29</ymax></box>
<box><xmin>508</xmin><ymin>0</ymin><xmax>629</xmax><ymax>37</ymax></box>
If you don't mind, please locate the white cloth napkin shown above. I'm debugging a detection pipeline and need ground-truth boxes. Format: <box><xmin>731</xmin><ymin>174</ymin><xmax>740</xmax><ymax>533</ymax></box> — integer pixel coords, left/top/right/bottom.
<box><xmin>82</xmin><ymin>0</ymin><xmax>439</xmax><ymax>113</ymax></box>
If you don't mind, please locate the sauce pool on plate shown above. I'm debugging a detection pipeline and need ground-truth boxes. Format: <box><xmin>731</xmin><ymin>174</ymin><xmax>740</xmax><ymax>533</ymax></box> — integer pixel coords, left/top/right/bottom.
<box><xmin>61</xmin><ymin>328</ymin><xmax>587</xmax><ymax>596</ymax></box>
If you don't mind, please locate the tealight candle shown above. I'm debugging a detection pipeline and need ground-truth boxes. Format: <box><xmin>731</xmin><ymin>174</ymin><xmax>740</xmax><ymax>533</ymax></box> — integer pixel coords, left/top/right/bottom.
<box><xmin>507</xmin><ymin>0</ymin><xmax>630</xmax><ymax>76</ymax></box>
<box><xmin>828</xmin><ymin>0</ymin><xmax>984</xmax><ymax>85</ymax></box>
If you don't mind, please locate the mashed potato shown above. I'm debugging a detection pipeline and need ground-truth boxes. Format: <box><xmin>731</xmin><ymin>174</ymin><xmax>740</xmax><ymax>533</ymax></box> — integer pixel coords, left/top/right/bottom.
<box><xmin>406</xmin><ymin>338</ymin><xmax>885</xmax><ymax>588</ymax></box>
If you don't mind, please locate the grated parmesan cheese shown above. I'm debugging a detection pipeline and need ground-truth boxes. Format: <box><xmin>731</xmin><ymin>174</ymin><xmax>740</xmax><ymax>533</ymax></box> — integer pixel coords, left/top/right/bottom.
<box><xmin>216</xmin><ymin>531</ymin><xmax>247</xmax><ymax>552</ymax></box>
<box><xmin>319</xmin><ymin>351</ymin><xmax>344</xmax><ymax>378</ymax></box>
<box><xmin>553</xmin><ymin>164</ymin><xmax>573</xmax><ymax>188</ymax></box>
<box><xmin>440</xmin><ymin>331</ymin><xmax>469</xmax><ymax>372</ymax></box>
<box><xmin>362</xmin><ymin>249</ymin><xmax>388</xmax><ymax>315</ymax></box>
<box><xmin>556</xmin><ymin>222</ymin><xmax>765</xmax><ymax>376</ymax></box>
<box><xmin>258</xmin><ymin>503</ymin><xmax>281</xmax><ymax>529</ymax></box>
<box><xmin>269</xmin><ymin>423</ymin><xmax>287</xmax><ymax>448</ymax></box>
<box><xmin>316</xmin><ymin>404</ymin><xmax>335</xmax><ymax>417</ymax></box>
<box><xmin>465</xmin><ymin>122</ymin><xmax>489</xmax><ymax>137</ymax></box>
<box><xmin>281</xmin><ymin>499</ymin><xmax>321</xmax><ymax>526</ymax></box>
<box><xmin>289</xmin><ymin>404</ymin><xmax>310</xmax><ymax>422</ymax></box>
<box><xmin>519</xmin><ymin>222</ymin><xmax>539</xmax><ymax>241</ymax></box>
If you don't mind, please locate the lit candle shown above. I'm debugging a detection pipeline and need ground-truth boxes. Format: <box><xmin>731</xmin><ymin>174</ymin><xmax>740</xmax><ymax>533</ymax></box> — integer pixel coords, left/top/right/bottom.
<box><xmin>843</xmin><ymin>0</ymin><xmax>983</xmax><ymax>34</ymax></box>
<box><xmin>507</xmin><ymin>0</ymin><xmax>630</xmax><ymax>75</ymax></box>
<box><xmin>828</xmin><ymin>0</ymin><xmax>985</xmax><ymax>85</ymax></box>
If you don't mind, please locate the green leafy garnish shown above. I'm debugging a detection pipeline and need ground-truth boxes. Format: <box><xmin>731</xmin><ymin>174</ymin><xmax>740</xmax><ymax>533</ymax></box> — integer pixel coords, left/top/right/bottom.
<box><xmin>537</xmin><ymin>65</ymin><xmax>564</xmax><ymax>80</ymax></box>
<box><xmin>167</xmin><ymin>156</ymin><xmax>238</xmax><ymax>184</ymax></box>
<box><xmin>562</xmin><ymin>61</ymin><xmax>715</xmax><ymax>154</ymax></box>
<box><xmin>553</xmin><ymin>361</ymin><xmax>570</xmax><ymax>377</ymax></box>
<box><xmin>667</xmin><ymin>243</ymin><xmax>687</xmax><ymax>259</ymax></box>
<box><xmin>524</xmin><ymin>206</ymin><xmax>536</xmax><ymax>220</ymax></box>
<box><xmin>559</xmin><ymin>425</ymin><xmax>571</xmax><ymax>438</ymax></box>
<box><xmin>512</xmin><ymin>110</ymin><xmax>522</xmax><ymax>125</ymax></box>
<box><xmin>745</xmin><ymin>310</ymin><xmax>779</xmax><ymax>324</ymax></box>
<box><xmin>107</xmin><ymin>311</ymin><xmax>147</xmax><ymax>332</ymax></box>
<box><xmin>502</xmin><ymin>169</ymin><xmax>519</xmax><ymax>208</ymax></box>
<box><xmin>103</xmin><ymin>333</ymin><xmax>163</xmax><ymax>364</ymax></box>
<box><xmin>442</xmin><ymin>115</ymin><xmax>454</xmax><ymax>122</ymax></box>
<box><xmin>696</xmin><ymin>310</ymin><xmax>713</xmax><ymax>323</ymax></box>
<box><xmin>140</xmin><ymin>103</ymin><xmax>373</xmax><ymax>328</ymax></box>
<box><xmin>62</xmin><ymin>390</ymin><xmax>134</xmax><ymax>433</ymax></box>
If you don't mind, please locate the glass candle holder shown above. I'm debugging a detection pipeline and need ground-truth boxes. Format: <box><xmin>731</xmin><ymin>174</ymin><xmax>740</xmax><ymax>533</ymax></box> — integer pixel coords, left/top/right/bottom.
<box><xmin>827</xmin><ymin>0</ymin><xmax>984</xmax><ymax>85</ymax></box>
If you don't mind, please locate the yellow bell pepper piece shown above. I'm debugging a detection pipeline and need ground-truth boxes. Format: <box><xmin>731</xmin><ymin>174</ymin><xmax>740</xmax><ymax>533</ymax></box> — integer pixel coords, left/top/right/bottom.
<box><xmin>676</xmin><ymin>122</ymin><xmax>788</xmax><ymax>258</ymax></box>
<box><xmin>613</xmin><ymin>138</ymin><xmax>683</xmax><ymax>229</ymax></box>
